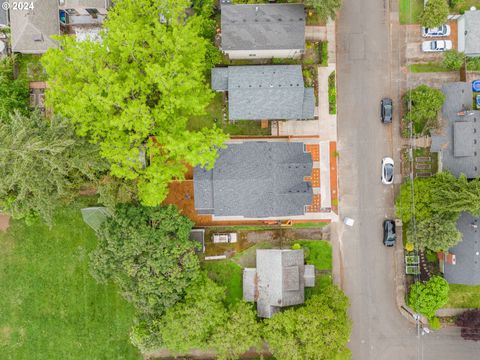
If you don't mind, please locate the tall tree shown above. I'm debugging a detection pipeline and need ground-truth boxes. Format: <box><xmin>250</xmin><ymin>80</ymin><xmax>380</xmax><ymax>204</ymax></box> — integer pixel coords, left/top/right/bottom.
<box><xmin>0</xmin><ymin>57</ymin><xmax>29</xmax><ymax>120</ymax></box>
<box><xmin>89</xmin><ymin>204</ymin><xmax>200</xmax><ymax>316</ymax></box>
<box><xmin>263</xmin><ymin>285</ymin><xmax>351</xmax><ymax>360</ymax></box>
<box><xmin>0</xmin><ymin>112</ymin><xmax>105</xmax><ymax>225</ymax></box>
<box><xmin>420</xmin><ymin>0</ymin><xmax>449</xmax><ymax>28</ymax></box>
<box><xmin>305</xmin><ymin>0</ymin><xmax>342</xmax><ymax>21</ymax></box>
<box><xmin>210</xmin><ymin>301</ymin><xmax>262</xmax><ymax>360</ymax></box>
<box><xmin>42</xmin><ymin>0</ymin><xmax>227</xmax><ymax>206</ymax></box>
<box><xmin>404</xmin><ymin>85</ymin><xmax>445</xmax><ymax>135</ymax></box>
<box><xmin>407</xmin><ymin>215</ymin><xmax>462</xmax><ymax>251</ymax></box>
<box><xmin>396</xmin><ymin>177</ymin><xmax>435</xmax><ymax>224</ymax></box>
<box><xmin>408</xmin><ymin>276</ymin><xmax>449</xmax><ymax>320</ymax></box>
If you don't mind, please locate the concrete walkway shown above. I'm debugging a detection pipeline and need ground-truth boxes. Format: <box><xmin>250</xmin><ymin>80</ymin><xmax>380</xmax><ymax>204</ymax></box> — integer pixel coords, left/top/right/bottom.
<box><xmin>400</xmin><ymin>135</ymin><xmax>432</xmax><ymax>148</ymax></box>
<box><xmin>305</xmin><ymin>26</ymin><xmax>327</xmax><ymax>41</ymax></box>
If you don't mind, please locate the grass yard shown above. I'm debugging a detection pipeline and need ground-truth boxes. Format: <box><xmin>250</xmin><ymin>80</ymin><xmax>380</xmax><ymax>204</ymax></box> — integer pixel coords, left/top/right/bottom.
<box><xmin>0</xmin><ymin>205</ymin><xmax>140</xmax><ymax>359</ymax></box>
<box><xmin>232</xmin><ymin>242</ymin><xmax>274</xmax><ymax>268</ymax></box>
<box><xmin>399</xmin><ymin>0</ymin><xmax>424</xmax><ymax>24</ymax></box>
<box><xmin>446</xmin><ymin>284</ymin><xmax>480</xmax><ymax>308</ymax></box>
<box><xmin>188</xmin><ymin>93</ymin><xmax>271</xmax><ymax>136</ymax></box>
<box><xmin>305</xmin><ymin>274</ymin><xmax>334</xmax><ymax>300</ymax></box>
<box><xmin>408</xmin><ymin>62</ymin><xmax>453</xmax><ymax>73</ymax></box>
<box><xmin>291</xmin><ymin>222</ymin><xmax>329</xmax><ymax>229</ymax></box>
<box><xmin>202</xmin><ymin>260</ymin><xmax>243</xmax><ymax>306</ymax></box>
<box><xmin>296</xmin><ymin>240</ymin><xmax>332</xmax><ymax>271</ymax></box>
<box><xmin>450</xmin><ymin>0</ymin><xmax>480</xmax><ymax>13</ymax></box>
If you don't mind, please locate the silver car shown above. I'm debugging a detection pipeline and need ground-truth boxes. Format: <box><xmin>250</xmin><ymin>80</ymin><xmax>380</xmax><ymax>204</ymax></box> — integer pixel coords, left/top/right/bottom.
<box><xmin>421</xmin><ymin>24</ymin><xmax>451</xmax><ymax>37</ymax></box>
<box><xmin>381</xmin><ymin>157</ymin><xmax>394</xmax><ymax>185</ymax></box>
<box><xmin>421</xmin><ymin>40</ymin><xmax>452</xmax><ymax>52</ymax></box>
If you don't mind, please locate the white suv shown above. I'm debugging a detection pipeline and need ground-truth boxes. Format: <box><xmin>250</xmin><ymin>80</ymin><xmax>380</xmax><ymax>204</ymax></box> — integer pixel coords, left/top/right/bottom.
<box><xmin>421</xmin><ymin>25</ymin><xmax>451</xmax><ymax>37</ymax></box>
<box><xmin>421</xmin><ymin>40</ymin><xmax>452</xmax><ymax>52</ymax></box>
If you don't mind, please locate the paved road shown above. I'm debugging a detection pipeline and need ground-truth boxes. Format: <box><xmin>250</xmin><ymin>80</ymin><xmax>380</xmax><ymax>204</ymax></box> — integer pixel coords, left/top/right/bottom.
<box><xmin>334</xmin><ymin>0</ymin><xmax>480</xmax><ymax>359</ymax></box>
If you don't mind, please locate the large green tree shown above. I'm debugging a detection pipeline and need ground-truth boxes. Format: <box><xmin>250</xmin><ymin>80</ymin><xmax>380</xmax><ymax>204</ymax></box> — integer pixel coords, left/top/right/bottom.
<box><xmin>420</xmin><ymin>0</ymin><xmax>449</xmax><ymax>28</ymax></box>
<box><xmin>0</xmin><ymin>57</ymin><xmax>29</xmax><ymax>120</ymax></box>
<box><xmin>263</xmin><ymin>285</ymin><xmax>351</xmax><ymax>360</ymax></box>
<box><xmin>407</xmin><ymin>215</ymin><xmax>462</xmax><ymax>251</ymax></box>
<box><xmin>0</xmin><ymin>112</ymin><xmax>105</xmax><ymax>225</ymax></box>
<box><xmin>42</xmin><ymin>0</ymin><xmax>227</xmax><ymax>206</ymax></box>
<box><xmin>396</xmin><ymin>177</ymin><xmax>435</xmax><ymax>224</ymax></box>
<box><xmin>305</xmin><ymin>0</ymin><xmax>342</xmax><ymax>21</ymax></box>
<box><xmin>210</xmin><ymin>301</ymin><xmax>262</xmax><ymax>360</ymax></box>
<box><xmin>408</xmin><ymin>275</ymin><xmax>449</xmax><ymax>319</ymax></box>
<box><xmin>404</xmin><ymin>85</ymin><xmax>445</xmax><ymax>135</ymax></box>
<box><xmin>89</xmin><ymin>204</ymin><xmax>201</xmax><ymax>316</ymax></box>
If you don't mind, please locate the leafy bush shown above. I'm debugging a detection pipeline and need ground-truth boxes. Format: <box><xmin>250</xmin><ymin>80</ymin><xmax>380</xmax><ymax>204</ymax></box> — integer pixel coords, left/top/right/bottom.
<box><xmin>292</xmin><ymin>243</ymin><xmax>302</xmax><ymax>250</ymax></box>
<box><xmin>405</xmin><ymin>242</ymin><xmax>415</xmax><ymax>252</ymax></box>
<box><xmin>328</xmin><ymin>71</ymin><xmax>337</xmax><ymax>114</ymax></box>
<box><xmin>408</xmin><ymin>276</ymin><xmax>449</xmax><ymax>319</ymax></box>
<box><xmin>442</xmin><ymin>50</ymin><xmax>465</xmax><ymax>70</ymax></box>
<box><xmin>420</xmin><ymin>0</ymin><xmax>449</xmax><ymax>28</ymax></box>
<box><xmin>429</xmin><ymin>316</ymin><xmax>441</xmax><ymax>330</ymax></box>
<box><xmin>456</xmin><ymin>309</ymin><xmax>480</xmax><ymax>341</ymax></box>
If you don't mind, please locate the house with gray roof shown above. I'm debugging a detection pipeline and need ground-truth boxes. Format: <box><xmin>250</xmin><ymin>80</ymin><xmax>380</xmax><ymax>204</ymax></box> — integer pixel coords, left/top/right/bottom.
<box><xmin>194</xmin><ymin>141</ymin><xmax>314</xmax><ymax>218</ymax></box>
<box><xmin>10</xmin><ymin>0</ymin><xmax>60</xmax><ymax>54</ymax></box>
<box><xmin>457</xmin><ymin>9</ymin><xmax>480</xmax><ymax>57</ymax></box>
<box><xmin>211</xmin><ymin>65</ymin><xmax>315</xmax><ymax>120</ymax></box>
<box><xmin>444</xmin><ymin>212</ymin><xmax>480</xmax><ymax>285</ymax></box>
<box><xmin>220</xmin><ymin>4</ymin><xmax>305</xmax><ymax>60</ymax></box>
<box><xmin>430</xmin><ymin>82</ymin><xmax>480</xmax><ymax>178</ymax></box>
<box><xmin>243</xmin><ymin>249</ymin><xmax>315</xmax><ymax>318</ymax></box>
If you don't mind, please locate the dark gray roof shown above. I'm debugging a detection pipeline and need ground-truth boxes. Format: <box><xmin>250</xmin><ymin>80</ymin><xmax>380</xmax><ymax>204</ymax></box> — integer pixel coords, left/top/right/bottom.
<box><xmin>221</xmin><ymin>4</ymin><xmax>305</xmax><ymax>51</ymax></box>
<box><xmin>430</xmin><ymin>82</ymin><xmax>480</xmax><ymax>178</ymax></box>
<box><xmin>10</xmin><ymin>0</ymin><xmax>60</xmax><ymax>54</ymax></box>
<box><xmin>463</xmin><ymin>10</ymin><xmax>480</xmax><ymax>56</ymax></box>
<box><xmin>194</xmin><ymin>141</ymin><xmax>313</xmax><ymax>218</ymax></box>
<box><xmin>444</xmin><ymin>212</ymin><xmax>480</xmax><ymax>285</ymax></box>
<box><xmin>211</xmin><ymin>65</ymin><xmax>315</xmax><ymax>120</ymax></box>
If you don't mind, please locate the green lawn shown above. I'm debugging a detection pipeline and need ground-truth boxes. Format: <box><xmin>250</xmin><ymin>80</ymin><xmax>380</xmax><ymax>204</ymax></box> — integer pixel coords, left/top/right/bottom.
<box><xmin>446</xmin><ymin>284</ymin><xmax>480</xmax><ymax>308</ymax></box>
<box><xmin>188</xmin><ymin>93</ymin><xmax>271</xmax><ymax>136</ymax></box>
<box><xmin>408</xmin><ymin>62</ymin><xmax>453</xmax><ymax>73</ymax></box>
<box><xmin>202</xmin><ymin>260</ymin><xmax>243</xmax><ymax>306</ymax></box>
<box><xmin>0</xmin><ymin>205</ymin><xmax>140</xmax><ymax>359</ymax></box>
<box><xmin>451</xmin><ymin>0</ymin><xmax>480</xmax><ymax>13</ymax></box>
<box><xmin>297</xmin><ymin>240</ymin><xmax>332</xmax><ymax>271</ymax></box>
<box><xmin>399</xmin><ymin>0</ymin><xmax>424</xmax><ymax>24</ymax></box>
<box><xmin>292</xmin><ymin>222</ymin><xmax>329</xmax><ymax>229</ymax></box>
<box><xmin>305</xmin><ymin>274</ymin><xmax>334</xmax><ymax>300</ymax></box>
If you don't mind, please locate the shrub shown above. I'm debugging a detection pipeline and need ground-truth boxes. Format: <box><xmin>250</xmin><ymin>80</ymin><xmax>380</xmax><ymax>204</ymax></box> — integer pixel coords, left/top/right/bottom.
<box><xmin>456</xmin><ymin>309</ymin><xmax>480</xmax><ymax>341</ymax></box>
<box><xmin>292</xmin><ymin>243</ymin><xmax>302</xmax><ymax>250</ymax></box>
<box><xmin>405</xmin><ymin>242</ymin><xmax>415</xmax><ymax>252</ymax></box>
<box><xmin>442</xmin><ymin>50</ymin><xmax>465</xmax><ymax>70</ymax></box>
<box><xmin>429</xmin><ymin>316</ymin><xmax>441</xmax><ymax>330</ymax></box>
<box><xmin>403</xmin><ymin>85</ymin><xmax>445</xmax><ymax>135</ymax></box>
<box><xmin>408</xmin><ymin>276</ymin><xmax>449</xmax><ymax>319</ymax></box>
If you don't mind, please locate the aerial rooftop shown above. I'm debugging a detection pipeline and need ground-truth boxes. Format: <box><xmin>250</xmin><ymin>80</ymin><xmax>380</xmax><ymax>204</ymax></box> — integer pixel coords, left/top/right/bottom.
<box><xmin>211</xmin><ymin>65</ymin><xmax>315</xmax><ymax>120</ymax></box>
<box><xmin>457</xmin><ymin>9</ymin><xmax>480</xmax><ymax>57</ymax></box>
<box><xmin>430</xmin><ymin>82</ymin><xmax>480</xmax><ymax>178</ymax></box>
<box><xmin>194</xmin><ymin>141</ymin><xmax>314</xmax><ymax>218</ymax></box>
<box><xmin>243</xmin><ymin>249</ymin><xmax>315</xmax><ymax>318</ymax></box>
<box><xmin>220</xmin><ymin>4</ymin><xmax>305</xmax><ymax>52</ymax></box>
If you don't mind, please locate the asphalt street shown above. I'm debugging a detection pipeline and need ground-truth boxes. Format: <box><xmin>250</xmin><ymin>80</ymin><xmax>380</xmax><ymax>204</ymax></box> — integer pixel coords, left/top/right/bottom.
<box><xmin>334</xmin><ymin>0</ymin><xmax>480</xmax><ymax>359</ymax></box>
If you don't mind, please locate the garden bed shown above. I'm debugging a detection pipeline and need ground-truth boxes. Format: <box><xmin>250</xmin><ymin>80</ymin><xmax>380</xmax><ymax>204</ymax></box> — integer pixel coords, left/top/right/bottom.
<box><xmin>328</xmin><ymin>71</ymin><xmax>336</xmax><ymax>115</ymax></box>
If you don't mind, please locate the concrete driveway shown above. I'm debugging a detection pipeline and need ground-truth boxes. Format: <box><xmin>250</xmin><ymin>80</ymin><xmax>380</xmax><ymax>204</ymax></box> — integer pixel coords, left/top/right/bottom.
<box><xmin>335</xmin><ymin>0</ymin><xmax>480</xmax><ymax>358</ymax></box>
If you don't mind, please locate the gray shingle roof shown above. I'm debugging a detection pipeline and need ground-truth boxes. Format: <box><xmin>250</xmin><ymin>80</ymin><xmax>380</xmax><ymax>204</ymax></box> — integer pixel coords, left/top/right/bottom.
<box><xmin>194</xmin><ymin>141</ymin><xmax>313</xmax><ymax>218</ymax></box>
<box><xmin>430</xmin><ymin>82</ymin><xmax>480</xmax><ymax>178</ymax></box>
<box><xmin>464</xmin><ymin>10</ymin><xmax>480</xmax><ymax>56</ymax></box>
<box><xmin>0</xmin><ymin>1</ymin><xmax>7</xmax><ymax>26</ymax></box>
<box><xmin>444</xmin><ymin>212</ymin><xmax>480</xmax><ymax>285</ymax></box>
<box><xmin>10</xmin><ymin>0</ymin><xmax>60</xmax><ymax>54</ymax></box>
<box><xmin>211</xmin><ymin>65</ymin><xmax>315</xmax><ymax>120</ymax></box>
<box><xmin>243</xmin><ymin>249</ymin><xmax>314</xmax><ymax>318</ymax></box>
<box><xmin>221</xmin><ymin>4</ymin><xmax>305</xmax><ymax>51</ymax></box>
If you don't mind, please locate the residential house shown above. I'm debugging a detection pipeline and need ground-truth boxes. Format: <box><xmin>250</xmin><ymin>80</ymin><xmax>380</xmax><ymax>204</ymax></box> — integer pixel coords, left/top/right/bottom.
<box><xmin>10</xmin><ymin>0</ymin><xmax>110</xmax><ymax>53</ymax></box>
<box><xmin>444</xmin><ymin>212</ymin><xmax>480</xmax><ymax>285</ymax></box>
<box><xmin>430</xmin><ymin>82</ymin><xmax>480</xmax><ymax>178</ymax></box>
<box><xmin>211</xmin><ymin>65</ymin><xmax>315</xmax><ymax>121</ymax></box>
<box><xmin>194</xmin><ymin>141</ymin><xmax>314</xmax><ymax>219</ymax></box>
<box><xmin>220</xmin><ymin>4</ymin><xmax>305</xmax><ymax>60</ymax></box>
<box><xmin>243</xmin><ymin>249</ymin><xmax>315</xmax><ymax>318</ymax></box>
<box><xmin>457</xmin><ymin>9</ymin><xmax>480</xmax><ymax>57</ymax></box>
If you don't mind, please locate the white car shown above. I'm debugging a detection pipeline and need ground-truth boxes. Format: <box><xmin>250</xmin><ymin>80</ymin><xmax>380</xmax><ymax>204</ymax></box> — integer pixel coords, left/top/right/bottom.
<box><xmin>381</xmin><ymin>157</ymin><xmax>394</xmax><ymax>185</ymax></box>
<box><xmin>421</xmin><ymin>40</ymin><xmax>452</xmax><ymax>52</ymax></box>
<box><xmin>212</xmin><ymin>233</ymin><xmax>237</xmax><ymax>244</ymax></box>
<box><xmin>421</xmin><ymin>24</ymin><xmax>451</xmax><ymax>37</ymax></box>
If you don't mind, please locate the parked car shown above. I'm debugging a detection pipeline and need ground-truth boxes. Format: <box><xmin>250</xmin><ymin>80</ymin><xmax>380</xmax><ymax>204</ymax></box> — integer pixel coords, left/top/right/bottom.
<box><xmin>212</xmin><ymin>233</ymin><xmax>237</xmax><ymax>243</ymax></box>
<box><xmin>421</xmin><ymin>40</ymin><xmax>452</xmax><ymax>52</ymax></box>
<box><xmin>421</xmin><ymin>24</ymin><xmax>451</xmax><ymax>37</ymax></box>
<box><xmin>383</xmin><ymin>220</ymin><xmax>396</xmax><ymax>247</ymax></box>
<box><xmin>381</xmin><ymin>98</ymin><xmax>393</xmax><ymax>123</ymax></box>
<box><xmin>381</xmin><ymin>157</ymin><xmax>394</xmax><ymax>185</ymax></box>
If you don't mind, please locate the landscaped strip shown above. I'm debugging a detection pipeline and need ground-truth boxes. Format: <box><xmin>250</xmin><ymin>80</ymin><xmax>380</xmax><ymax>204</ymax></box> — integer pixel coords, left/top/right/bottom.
<box><xmin>328</xmin><ymin>71</ymin><xmax>337</xmax><ymax>115</ymax></box>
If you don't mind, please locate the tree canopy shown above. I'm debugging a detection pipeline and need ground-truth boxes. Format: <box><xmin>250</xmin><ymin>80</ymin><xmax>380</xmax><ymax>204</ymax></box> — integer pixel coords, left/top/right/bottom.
<box><xmin>404</xmin><ymin>85</ymin><xmax>445</xmax><ymax>135</ymax></box>
<box><xmin>396</xmin><ymin>177</ymin><xmax>435</xmax><ymax>224</ymax></box>
<box><xmin>305</xmin><ymin>0</ymin><xmax>342</xmax><ymax>21</ymax></box>
<box><xmin>263</xmin><ymin>285</ymin><xmax>351</xmax><ymax>360</ymax></box>
<box><xmin>0</xmin><ymin>57</ymin><xmax>29</xmax><ymax>120</ymax></box>
<box><xmin>456</xmin><ymin>309</ymin><xmax>480</xmax><ymax>341</ymax></box>
<box><xmin>408</xmin><ymin>276</ymin><xmax>449</xmax><ymax>319</ymax></box>
<box><xmin>0</xmin><ymin>112</ymin><xmax>105</xmax><ymax>225</ymax></box>
<box><xmin>420</xmin><ymin>0</ymin><xmax>449</xmax><ymax>28</ymax></box>
<box><xmin>42</xmin><ymin>0</ymin><xmax>227</xmax><ymax>206</ymax></box>
<box><xmin>89</xmin><ymin>204</ymin><xmax>200</xmax><ymax>316</ymax></box>
<box><xmin>407</xmin><ymin>215</ymin><xmax>462</xmax><ymax>251</ymax></box>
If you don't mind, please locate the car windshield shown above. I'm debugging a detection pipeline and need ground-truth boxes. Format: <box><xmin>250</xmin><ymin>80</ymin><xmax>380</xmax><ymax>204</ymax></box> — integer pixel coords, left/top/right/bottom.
<box><xmin>431</xmin><ymin>41</ymin><xmax>437</xmax><ymax>49</ymax></box>
<box><xmin>385</xmin><ymin>105</ymin><xmax>392</xmax><ymax>117</ymax></box>
<box><xmin>385</xmin><ymin>222</ymin><xmax>396</xmax><ymax>241</ymax></box>
<box><xmin>384</xmin><ymin>164</ymin><xmax>393</xmax><ymax>181</ymax></box>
